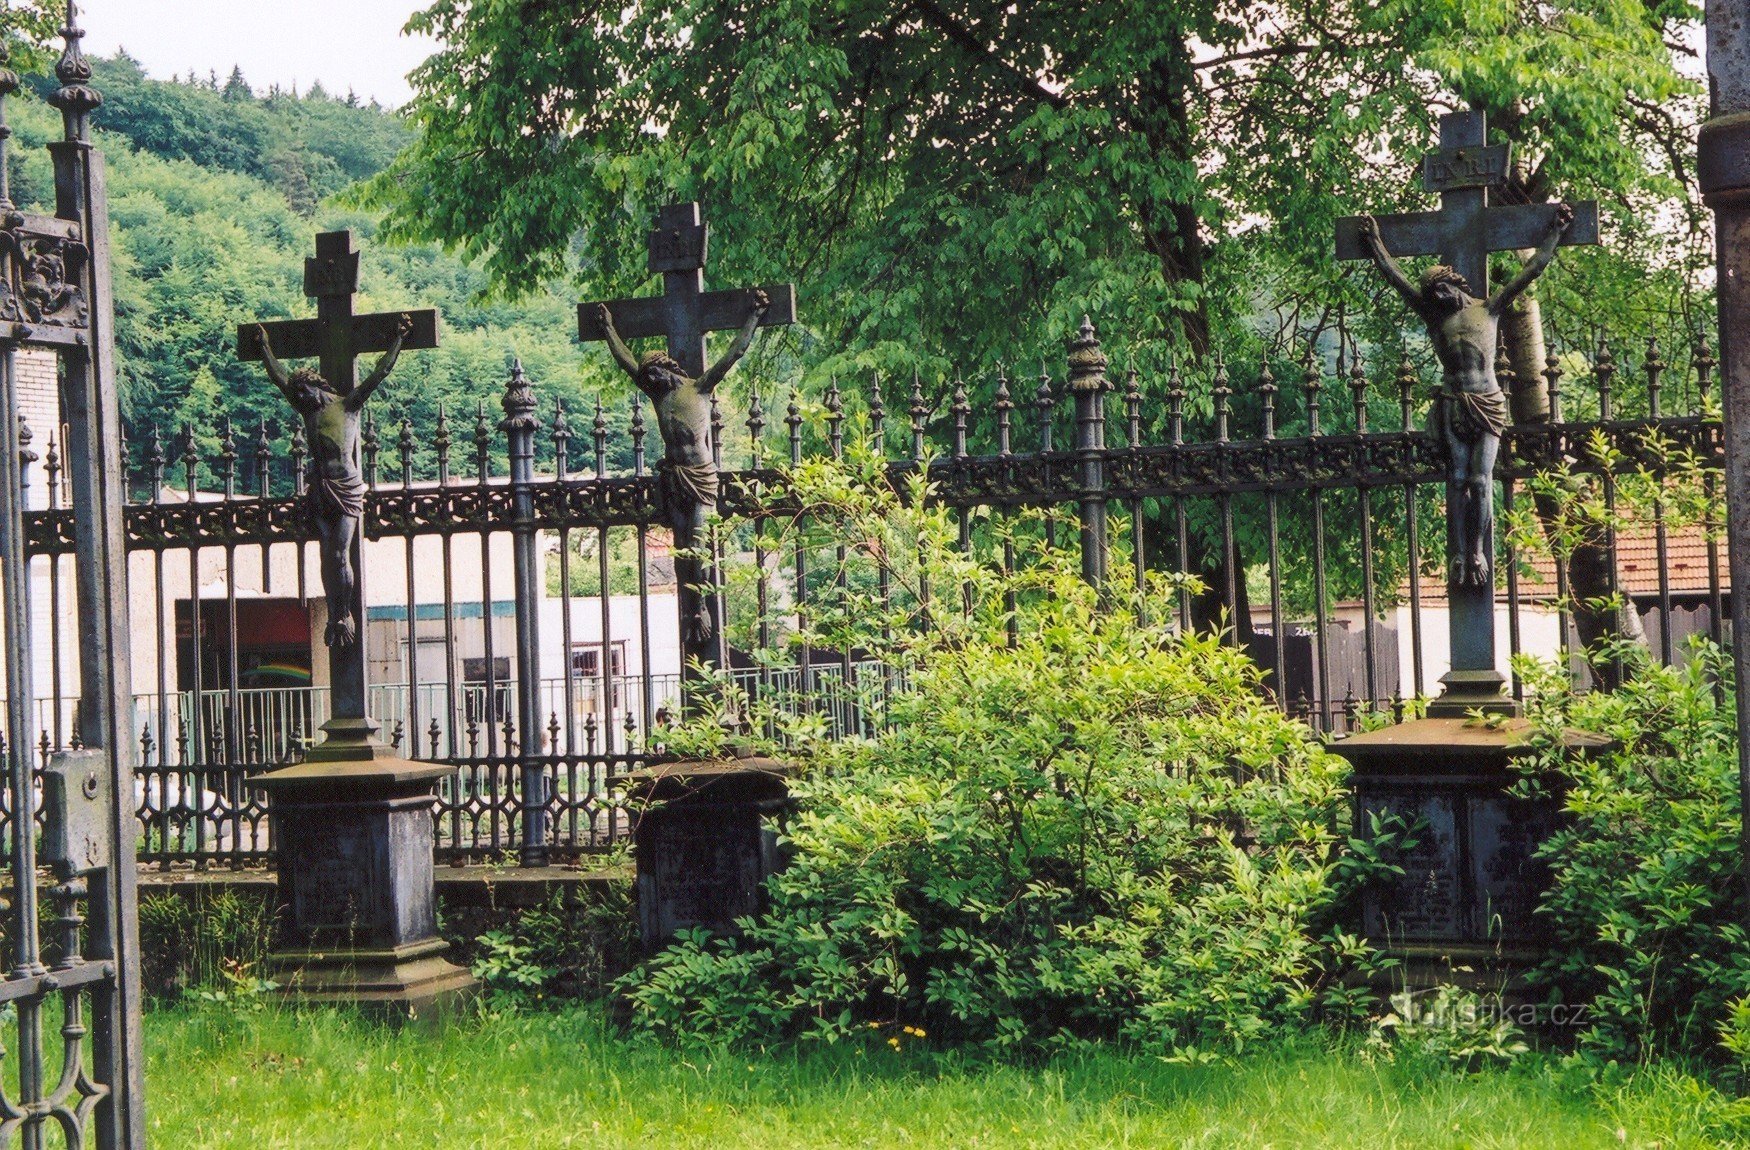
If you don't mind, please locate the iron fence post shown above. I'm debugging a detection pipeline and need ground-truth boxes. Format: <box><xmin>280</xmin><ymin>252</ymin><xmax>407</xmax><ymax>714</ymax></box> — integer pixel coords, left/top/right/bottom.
<box><xmin>1700</xmin><ymin>0</ymin><xmax>1750</xmax><ymax>915</ymax></box>
<box><xmin>502</xmin><ymin>361</ymin><xmax>549</xmax><ymax>867</ymax></box>
<box><xmin>1068</xmin><ymin>317</ymin><xmax>1110</xmax><ymax>588</ymax></box>
<box><xmin>48</xmin><ymin>3</ymin><xmax>146</xmax><ymax>1139</ymax></box>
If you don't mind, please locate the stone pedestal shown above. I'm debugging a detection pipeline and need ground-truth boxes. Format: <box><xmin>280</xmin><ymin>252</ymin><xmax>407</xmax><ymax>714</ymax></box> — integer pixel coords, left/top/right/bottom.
<box><xmin>1330</xmin><ymin>716</ymin><xmax>1608</xmax><ymax>990</ymax></box>
<box><xmin>255</xmin><ymin>721</ymin><xmax>476</xmax><ymax>1015</ymax></box>
<box><xmin>616</xmin><ymin>754</ymin><xmax>792</xmax><ymax>950</ymax></box>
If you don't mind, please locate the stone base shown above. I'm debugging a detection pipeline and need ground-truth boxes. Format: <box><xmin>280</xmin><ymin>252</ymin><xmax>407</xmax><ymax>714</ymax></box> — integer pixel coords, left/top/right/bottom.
<box><xmin>256</xmin><ymin>724</ymin><xmax>477</xmax><ymax>1020</ymax></box>
<box><xmin>1330</xmin><ymin>716</ymin><xmax>1609</xmax><ymax>961</ymax></box>
<box><xmin>267</xmin><ymin>939</ymin><xmax>476</xmax><ymax>1020</ymax></box>
<box><xmin>1426</xmin><ymin>668</ymin><xmax>1516</xmax><ymax>718</ymax></box>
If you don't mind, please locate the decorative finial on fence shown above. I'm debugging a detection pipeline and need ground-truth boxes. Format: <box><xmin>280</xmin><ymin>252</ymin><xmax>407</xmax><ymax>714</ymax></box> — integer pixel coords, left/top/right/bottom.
<box><xmin>397</xmin><ymin>416</ymin><xmax>415</xmax><ymax>484</ymax></box>
<box><xmin>1542</xmin><ymin>354</ymin><xmax>1564</xmax><ymax>423</ymax></box>
<box><xmin>1066</xmin><ymin>316</ymin><xmax>1109</xmax><ymax>392</ymax></box>
<box><xmin>950</xmin><ymin>377</ymin><xmax>968</xmax><ymax>458</ymax></box>
<box><xmin>255</xmin><ymin>417</ymin><xmax>272</xmax><ymax>495</ymax></box>
<box><xmin>1492</xmin><ymin>342</ymin><xmax>1515</xmax><ymax>401</ymax></box>
<box><xmin>551</xmin><ymin>397</ymin><xmax>571</xmax><ymax>480</ymax></box>
<box><xmin>1348</xmin><ymin>349</ymin><xmax>1368</xmax><ymax>433</ymax></box>
<box><xmin>1167</xmin><ymin>357</ymin><xmax>1186</xmax><ymax>445</ymax></box>
<box><xmin>629</xmin><ymin>392</ymin><xmax>646</xmax><ymax>474</ymax></box>
<box><xmin>1594</xmin><ymin>334</ymin><xmax>1616</xmax><ymax>420</ymax></box>
<box><xmin>433</xmin><ymin>403</ymin><xmax>451</xmax><ymax>482</ymax></box>
<box><xmin>1035</xmin><ymin>360</ymin><xmax>1055</xmax><ymax>451</ymax></box>
<box><xmin>1258</xmin><ymin>358</ymin><xmax>1277</xmax><ymax>440</ymax></box>
<box><xmin>16</xmin><ymin>415</ymin><xmax>34</xmax><ymax>483</ymax></box>
<box><xmin>1302</xmin><ymin>345</ymin><xmax>1322</xmax><ymax>436</ymax></box>
<box><xmin>868</xmin><ymin>372</ymin><xmax>886</xmax><ymax>449</ymax></box>
<box><xmin>147</xmin><ymin>423</ymin><xmax>166</xmax><ymax>498</ymax></box>
<box><xmin>48</xmin><ymin>0</ymin><xmax>101</xmax><ymax>142</ymax></box>
<box><xmin>1644</xmin><ymin>334</ymin><xmax>1665</xmax><ymax>417</ymax></box>
<box><xmin>472</xmin><ymin>400</ymin><xmax>492</xmax><ymax>479</ymax></box>
<box><xmin>1396</xmin><ymin>356</ymin><xmax>1416</xmax><ymax>432</ymax></box>
<box><xmin>909</xmin><ymin>373</ymin><xmax>928</xmax><ymax>460</ymax></box>
<box><xmin>1125</xmin><ymin>360</ymin><xmax>1143</xmax><ymax>448</ymax></box>
<box><xmin>746</xmin><ymin>388</ymin><xmax>765</xmax><ymax>465</ymax></box>
<box><xmin>500</xmin><ymin>358</ymin><xmax>539</xmax><ymax>432</ymax></box>
<box><xmin>218</xmin><ymin>417</ymin><xmax>238</xmax><ymax>497</ymax></box>
<box><xmin>1212</xmin><ymin>352</ymin><xmax>1231</xmax><ymax>443</ymax></box>
<box><xmin>288</xmin><ymin>418</ymin><xmax>307</xmax><ymax>494</ymax></box>
<box><xmin>826</xmin><ymin>378</ymin><xmax>845</xmax><ymax>459</ymax></box>
<box><xmin>995</xmin><ymin>365</ymin><xmax>1014</xmax><ymax>456</ymax></box>
<box><xmin>362</xmin><ymin>410</ymin><xmax>381</xmax><ymax>488</ymax></box>
<box><xmin>1695</xmin><ymin>331</ymin><xmax>1717</xmax><ymax>401</ymax></box>
<box><xmin>180</xmin><ymin>422</ymin><xmax>198</xmax><ymax>487</ymax></box>
<box><xmin>787</xmin><ymin>387</ymin><xmax>805</xmax><ymax>465</ymax></box>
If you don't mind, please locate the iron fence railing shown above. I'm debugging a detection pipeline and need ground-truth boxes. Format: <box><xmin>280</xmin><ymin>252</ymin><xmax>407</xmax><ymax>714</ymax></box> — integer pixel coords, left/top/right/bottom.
<box><xmin>6</xmin><ymin>320</ymin><xmax>1728</xmax><ymax>868</ymax></box>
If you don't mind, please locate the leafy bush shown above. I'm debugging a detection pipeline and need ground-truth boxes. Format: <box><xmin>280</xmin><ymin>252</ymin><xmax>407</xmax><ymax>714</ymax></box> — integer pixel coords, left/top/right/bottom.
<box><xmin>451</xmin><ymin>883</ymin><xmax>640</xmax><ymax>1010</ymax></box>
<box><xmin>138</xmin><ymin>887</ymin><xmax>277</xmax><ymax>1002</ymax></box>
<box><xmin>1517</xmin><ymin>643</ymin><xmax>1750</xmax><ymax>1064</ymax></box>
<box><xmin>1365</xmin><ymin>986</ymin><xmax>1529</xmax><ymax>1070</ymax></box>
<box><xmin>621</xmin><ymin>450</ymin><xmax>1371</xmax><ymax>1053</ymax></box>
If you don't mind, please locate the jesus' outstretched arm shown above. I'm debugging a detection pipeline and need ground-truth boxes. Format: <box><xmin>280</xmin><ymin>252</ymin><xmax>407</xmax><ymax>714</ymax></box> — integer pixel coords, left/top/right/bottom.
<box><xmin>347</xmin><ymin>313</ymin><xmax>414</xmax><ymax>412</ymax></box>
<box><xmin>594</xmin><ymin>304</ymin><xmax>642</xmax><ymax>381</ymax></box>
<box><xmin>698</xmin><ymin>289</ymin><xmax>771</xmax><ymax>392</ymax></box>
<box><xmin>1489</xmin><ymin>203</ymin><xmax>1575</xmax><ymax>316</ymax></box>
<box><xmin>252</xmin><ymin>326</ymin><xmax>298</xmax><ymax>406</ymax></box>
<box><xmin>1357</xmin><ymin>215</ymin><xmax>1424</xmax><ymax>310</ymax></box>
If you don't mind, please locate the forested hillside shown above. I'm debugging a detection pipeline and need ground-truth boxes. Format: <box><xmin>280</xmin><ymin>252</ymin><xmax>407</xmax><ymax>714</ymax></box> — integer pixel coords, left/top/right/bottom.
<box><xmin>11</xmin><ymin>55</ymin><xmax>626</xmax><ymax>482</ymax></box>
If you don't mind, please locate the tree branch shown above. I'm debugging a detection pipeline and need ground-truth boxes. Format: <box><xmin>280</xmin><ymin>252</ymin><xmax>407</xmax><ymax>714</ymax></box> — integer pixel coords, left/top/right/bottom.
<box><xmin>907</xmin><ymin>0</ymin><xmax>1068</xmax><ymax>110</ymax></box>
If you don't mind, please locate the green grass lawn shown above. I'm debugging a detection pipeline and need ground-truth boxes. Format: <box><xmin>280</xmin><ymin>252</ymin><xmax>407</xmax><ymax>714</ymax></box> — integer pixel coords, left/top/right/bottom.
<box><xmin>146</xmin><ymin>1004</ymin><xmax>1750</xmax><ymax>1149</ymax></box>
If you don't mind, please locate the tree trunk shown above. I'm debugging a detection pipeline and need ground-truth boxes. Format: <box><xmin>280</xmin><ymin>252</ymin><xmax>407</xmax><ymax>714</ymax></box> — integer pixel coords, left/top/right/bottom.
<box><xmin>1500</xmin><ymin>282</ymin><xmax>1647</xmax><ymax>689</ymax></box>
<box><xmin>1132</xmin><ymin>33</ymin><xmax>1211</xmax><ymax>358</ymax></box>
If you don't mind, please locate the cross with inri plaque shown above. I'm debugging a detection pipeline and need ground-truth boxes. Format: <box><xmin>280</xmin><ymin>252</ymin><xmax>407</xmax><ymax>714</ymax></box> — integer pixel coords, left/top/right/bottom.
<box><xmin>578</xmin><ymin>203</ymin><xmax>796</xmax><ymax>684</ymax></box>
<box><xmin>1337</xmin><ymin>108</ymin><xmax>1597</xmax><ymax>711</ymax></box>
<box><xmin>578</xmin><ymin>203</ymin><xmax>796</xmax><ymax>382</ymax></box>
<box><xmin>1336</xmin><ymin>109</ymin><xmax>1599</xmax><ymax>309</ymax></box>
<box><xmin>236</xmin><ymin>231</ymin><xmax>440</xmax><ymax>736</ymax></box>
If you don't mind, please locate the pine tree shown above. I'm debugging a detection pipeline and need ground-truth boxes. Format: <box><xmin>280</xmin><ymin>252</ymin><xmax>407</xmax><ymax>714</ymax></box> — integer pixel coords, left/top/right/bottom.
<box><xmin>221</xmin><ymin>65</ymin><xmax>250</xmax><ymax>102</ymax></box>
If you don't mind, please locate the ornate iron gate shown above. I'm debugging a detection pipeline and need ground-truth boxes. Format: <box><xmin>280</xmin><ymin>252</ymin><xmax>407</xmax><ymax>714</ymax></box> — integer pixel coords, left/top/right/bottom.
<box><xmin>0</xmin><ymin>7</ymin><xmax>145</xmax><ymax>1146</ymax></box>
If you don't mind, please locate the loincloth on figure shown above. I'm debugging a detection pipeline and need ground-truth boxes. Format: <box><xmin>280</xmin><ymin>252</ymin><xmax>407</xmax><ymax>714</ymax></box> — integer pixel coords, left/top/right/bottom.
<box><xmin>1436</xmin><ymin>385</ymin><xmax>1509</xmax><ymax>445</ymax></box>
<box><xmin>657</xmin><ymin>458</ymin><xmax>719</xmax><ymax>520</ymax></box>
<box><xmin>306</xmin><ymin>472</ymin><xmax>367</xmax><ymax>521</ymax></box>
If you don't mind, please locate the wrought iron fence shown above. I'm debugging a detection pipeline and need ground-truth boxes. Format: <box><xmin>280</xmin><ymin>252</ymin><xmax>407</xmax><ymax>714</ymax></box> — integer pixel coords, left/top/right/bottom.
<box><xmin>7</xmin><ymin>318</ymin><xmax>1726</xmax><ymax>868</ymax></box>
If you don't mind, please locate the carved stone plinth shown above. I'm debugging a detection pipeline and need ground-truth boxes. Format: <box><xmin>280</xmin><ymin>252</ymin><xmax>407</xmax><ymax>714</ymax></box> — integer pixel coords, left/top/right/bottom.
<box><xmin>1330</xmin><ymin>717</ymin><xmax>1609</xmax><ymax>992</ymax></box>
<box><xmin>255</xmin><ymin>721</ymin><xmax>475</xmax><ymax>1016</ymax></box>
<box><xmin>617</xmin><ymin>753</ymin><xmax>792</xmax><ymax>950</ymax></box>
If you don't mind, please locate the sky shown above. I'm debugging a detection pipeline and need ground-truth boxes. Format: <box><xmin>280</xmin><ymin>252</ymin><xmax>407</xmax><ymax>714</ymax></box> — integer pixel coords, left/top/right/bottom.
<box><xmin>80</xmin><ymin>0</ymin><xmax>436</xmax><ymax>108</ymax></box>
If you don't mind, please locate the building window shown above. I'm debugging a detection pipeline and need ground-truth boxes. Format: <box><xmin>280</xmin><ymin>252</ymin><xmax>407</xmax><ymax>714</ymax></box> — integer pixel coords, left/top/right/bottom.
<box><xmin>570</xmin><ymin>641</ymin><xmax>627</xmax><ymax>711</ymax></box>
<box><xmin>462</xmin><ymin>656</ymin><xmax>512</xmax><ymax>726</ymax></box>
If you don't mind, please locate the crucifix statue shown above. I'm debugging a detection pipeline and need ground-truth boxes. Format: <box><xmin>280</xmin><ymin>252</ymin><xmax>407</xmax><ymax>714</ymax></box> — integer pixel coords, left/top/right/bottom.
<box><xmin>1337</xmin><ymin>108</ymin><xmax>1596</xmax><ymax>709</ymax></box>
<box><xmin>579</xmin><ymin>203</ymin><xmax>796</xmax><ymax>680</ymax></box>
<box><xmin>238</xmin><ymin>230</ymin><xmax>439</xmax><ymax>734</ymax></box>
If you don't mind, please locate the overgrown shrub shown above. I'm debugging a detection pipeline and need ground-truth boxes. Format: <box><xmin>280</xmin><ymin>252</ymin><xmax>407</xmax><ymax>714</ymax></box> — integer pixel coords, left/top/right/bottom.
<box><xmin>454</xmin><ymin>883</ymin><xmax>640</xmax><ymax>1008</ymax></box>
<box><xmin>1519</xmin><ymin>643</ymin><xmax>1750</xmax><ymax>1064</ymax></box>
<box><xmin>138</xmin><ymin>886</ymin><xmax>277</xmax><ymax>1001</ymax></box>
<box><xmin>621</xmin><ymin>450</ymin><xmax>1373</xmax><ymax>1053</ymax></box>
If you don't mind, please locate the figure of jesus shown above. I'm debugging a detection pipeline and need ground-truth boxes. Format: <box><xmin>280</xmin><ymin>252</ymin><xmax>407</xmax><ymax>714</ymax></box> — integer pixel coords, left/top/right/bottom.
<box><xmin>593</xmin><ymin>291</ymin><xmax>769</xmax><ymax>643</ymax></box>
<box><xmin>1358</xmin><ymin>203</ymin><xmax>1573</xmax><ymax>587</ymax></box>
<box><xmin>252</xmin><ymin>312</ymin><xmax>413</xmax><ymax>649</ymax></box>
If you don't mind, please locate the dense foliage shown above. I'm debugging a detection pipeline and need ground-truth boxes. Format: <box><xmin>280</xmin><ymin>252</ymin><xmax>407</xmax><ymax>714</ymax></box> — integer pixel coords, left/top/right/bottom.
<box><xmin>2</xmin><ymin>56</ymin><xmax>630</xmax><ymax>482</ymax></box>
<box><xmin>627</xmin><ymin>605</ymin><xmax>1361</xmax><ymax>1053</ymax></box>
<box><xmin>621</xmin><ymin>455</ymin><xmax>1374</xmax><ymax>1053</ymax></box>
<box><xmin>1518</xmin><ymin>645</ymin><xmax>1750</xmax><ymax>1065</ymax></box>
<box><xmin>375</xmin><ymin>0</ymin><xmax>1704</xmax><ymax>393</ymax></box>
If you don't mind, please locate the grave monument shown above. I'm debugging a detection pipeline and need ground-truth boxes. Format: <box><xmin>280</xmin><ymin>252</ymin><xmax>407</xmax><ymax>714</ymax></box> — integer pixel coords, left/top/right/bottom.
<box><xmin>239</xmin><ymin>231</ymin><xmax>474</xmax><ymax>1014</ymax></box>
<box><xmin>1332</xmin><ymin>110</ymin><xmax>1608</xmax><ymax>979</ymax></box>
